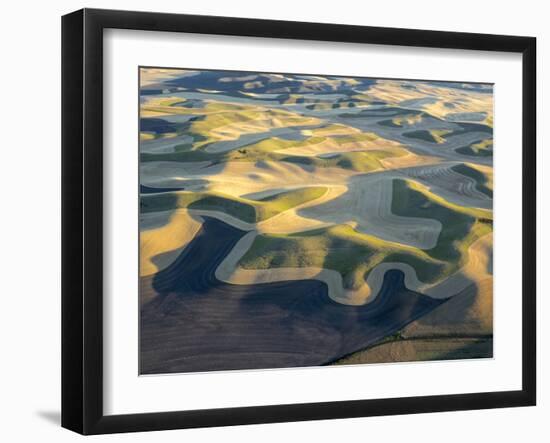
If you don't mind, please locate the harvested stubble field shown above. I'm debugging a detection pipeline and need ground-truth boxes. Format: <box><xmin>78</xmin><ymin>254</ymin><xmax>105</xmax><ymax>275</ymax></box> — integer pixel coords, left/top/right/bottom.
<box><xmin>139</xmin><ymin>68</ymin><xmax>494</xmax><ymax>373</ymax></box>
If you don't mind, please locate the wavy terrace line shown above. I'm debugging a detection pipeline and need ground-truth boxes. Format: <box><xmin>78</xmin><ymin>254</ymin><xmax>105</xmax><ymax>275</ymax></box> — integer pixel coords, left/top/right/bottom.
<box><xmin>140</xmin><ymin>216</ymin><xmax>445</xmax><ymax>374</ymax></box>
<box><xmin>140</xmin><ymin>186</ymin><xmax>328</xmax><ymax>224</ymax></box>
<box><xmin>238</xmin><ymin>179</ymin><xmax>492</xmax><ymax>297</ymax></box>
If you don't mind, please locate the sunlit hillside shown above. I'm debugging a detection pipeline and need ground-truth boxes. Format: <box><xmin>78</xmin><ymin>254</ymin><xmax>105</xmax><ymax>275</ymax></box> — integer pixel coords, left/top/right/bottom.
<box><xmin>138</xmin><ymin>68</ymin><xmax>494</xmax><ymax>374</ymax></box>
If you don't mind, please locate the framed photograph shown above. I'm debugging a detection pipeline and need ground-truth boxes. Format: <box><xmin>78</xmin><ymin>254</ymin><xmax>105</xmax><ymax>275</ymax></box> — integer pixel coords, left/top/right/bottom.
<box><xmin>62</xmin><ymin>8</ymin><xmax>536</xmax><ymax>434</ymax></box>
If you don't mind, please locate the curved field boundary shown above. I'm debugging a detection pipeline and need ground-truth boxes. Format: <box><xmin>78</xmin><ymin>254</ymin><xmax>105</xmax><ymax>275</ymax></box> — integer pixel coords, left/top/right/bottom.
<box><xmin>214</xmin><ymin>231</ymin><xmax>371</xmax><ymax>306</ymax></box>
<box><xmin>140</xmin><ymin>217</ymin><xmax>444</xmax><ymax>374</ymax></box>
<box><xmin>139</xmin><ymin>186</ymin><xmax>340</xmax><ymax>277</ymax></box>
<box><xmin>299</xmin><ymin>174</ymin><xmax>442</xmax><ymax>250</ymax></box>
<box><xmin>401</xmin><ymin>162</ymin><xmax>492</xmax><ymax>209</ymax></box>
<box><xmin>141</xmin><ymin>167</ymin><xmax>491</xmax><ymax>280</ymax></box>
<box><xmin>140</xmin><ymin>209</ymin><xmax>203</xmax><ymax>277</ymax></box>
<box><xmin>214</xmin><ymin>226</ymin><xmax>492</xmax><ymax>306</ymax></box>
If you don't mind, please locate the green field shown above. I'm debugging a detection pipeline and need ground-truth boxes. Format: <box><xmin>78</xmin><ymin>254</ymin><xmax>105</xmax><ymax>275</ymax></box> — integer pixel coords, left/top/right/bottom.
<box><xmin>391</xmin><ymin>179</ymin><xmax>491</xmax><ymax>268</ymax></box>
<box><xmin>239</xmin><ymin>179</ymin><xmax>493</xmax><ymax>287</ymax></box>
<box><xmin>240</xmin><ymin>223</ymin><xmax>445</xmax><ymax>290</ymax></box>
<box><xmin>140</xmin><ymin>186</ymin><xmax>327</xmax><ymax>223</ymax></box>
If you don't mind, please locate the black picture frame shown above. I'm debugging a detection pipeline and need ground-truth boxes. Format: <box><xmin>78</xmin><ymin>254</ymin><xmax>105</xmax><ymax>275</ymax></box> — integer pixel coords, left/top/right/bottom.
<box><xmin>62</xmin><ymin>8</ymin><xmax>537</xmax><ymax>435</ymax></box>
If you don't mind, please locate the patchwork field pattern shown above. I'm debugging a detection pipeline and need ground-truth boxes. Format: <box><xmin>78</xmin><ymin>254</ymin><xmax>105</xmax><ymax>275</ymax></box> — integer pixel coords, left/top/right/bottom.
<box><xmin>139</xmin><ymin>68</ymin><xmax>493</xmax><ymax>374</ymax></box>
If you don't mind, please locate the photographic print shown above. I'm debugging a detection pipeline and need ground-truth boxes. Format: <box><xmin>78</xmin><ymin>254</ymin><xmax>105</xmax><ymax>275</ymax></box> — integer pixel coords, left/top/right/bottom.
<box><xmin>139</xmin><ymin>67</ymin><xmax>493</xmax><ymax>375</ymax></box>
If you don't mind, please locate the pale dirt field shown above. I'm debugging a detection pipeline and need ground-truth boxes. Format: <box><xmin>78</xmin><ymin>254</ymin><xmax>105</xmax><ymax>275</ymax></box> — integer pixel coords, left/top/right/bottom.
<box><xmin>140</xmin><ymin>160</ymin><xmax>357</xmax><ymax>198</ymax></box>
<box><xmin>274</xmin><ymin>134</ymin><xmax>403</xmax><ymax>157</ymax></box>
<box><xmin>401</xmin><ymin>162</ymin><xmax>493</xmax><ymax>209</ymax></box>
<box><xmin>140</xmin><ymin>209</ymin><xmax>202</xmax><ymax>277</ymax></box>
<box><xmin>379</xmin><ymin>152</ymin><xmax>441</xmax><ymax>170</ymax></box>
<box><xmin>366</xmin><ymin>80</ymin><xmax>494</xmax><ymax>126</ymax></box>
<box><xmin>302</xmin><ymin>123</ymin><xmax>361</xmax><ymax>137</ymax></box>
<box><xmin>299</xmin><ymin>174</ymin><xmax>443</xmax><ymax>249</ymax></box>
<box><xmin>202</xmin><ymin>113</ymin><xmax>321</xmax><ymax>145</ymax></box>
<box><xmin>140</xmin><ymin>68</ymin><xmax>195</xmax><ymax>86</ymax></box>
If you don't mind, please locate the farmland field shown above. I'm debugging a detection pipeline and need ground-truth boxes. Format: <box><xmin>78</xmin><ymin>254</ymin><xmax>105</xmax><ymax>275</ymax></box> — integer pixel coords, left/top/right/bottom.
<box><xmin>139</xmin><ymin>68</ymin><xmax>493</xmax><ymax>374</ymax></box>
